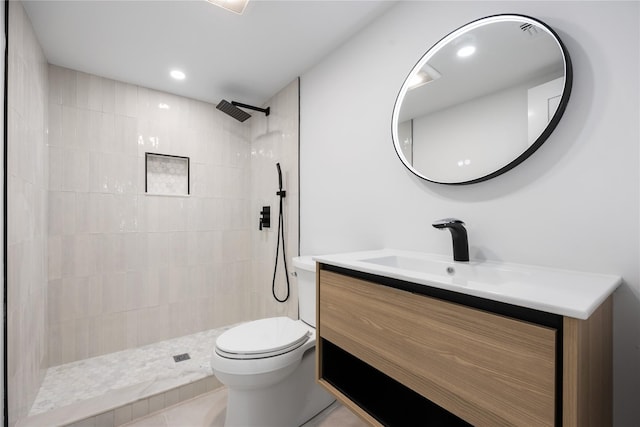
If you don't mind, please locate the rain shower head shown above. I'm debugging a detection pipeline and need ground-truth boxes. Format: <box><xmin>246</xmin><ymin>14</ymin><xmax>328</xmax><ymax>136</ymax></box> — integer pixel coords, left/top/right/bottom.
<box><xmin>216</xmin><ymin>100</ymin><xmax>270</xmax><ymax>122</ymax></box>
<box><xmin>216</xmin><ymin>100</ymin><xmax>251</xmax><ymax>122</ymax></box>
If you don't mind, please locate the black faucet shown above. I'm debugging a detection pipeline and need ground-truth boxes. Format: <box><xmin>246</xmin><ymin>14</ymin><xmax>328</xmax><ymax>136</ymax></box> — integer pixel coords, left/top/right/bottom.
<box><xmin>432</xmin><ymin>218</ymin><xmax>469</xmax><ymax>262</ymax></box>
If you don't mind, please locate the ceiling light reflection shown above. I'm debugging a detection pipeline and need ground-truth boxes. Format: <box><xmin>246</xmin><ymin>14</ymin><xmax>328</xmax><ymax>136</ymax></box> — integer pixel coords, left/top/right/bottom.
<box><xmin>205</xmin><ymin>0</ymin><xmax>249</xmax><ymax>15</ymax></box>
<box><xmin>170</xmin><ymin>70</ymin><xmax>186</xmax><ymax>80</ymax></box>
<box><xmin>408</xmin><ymin>65</ymin><xmax>441</xmax><ymax>90</ymax></box>
<box><xmin>457</xmin><ymin>45</ymin><xmax>476</xmax><ymax>58</ymax></box>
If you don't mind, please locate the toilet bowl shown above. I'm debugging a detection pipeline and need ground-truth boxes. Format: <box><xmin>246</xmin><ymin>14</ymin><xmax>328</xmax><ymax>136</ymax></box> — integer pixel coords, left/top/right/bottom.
<box><xmin>211</xmin><ymin>256</ymin><xmax>335</xmax><ymax>427</ymax></box>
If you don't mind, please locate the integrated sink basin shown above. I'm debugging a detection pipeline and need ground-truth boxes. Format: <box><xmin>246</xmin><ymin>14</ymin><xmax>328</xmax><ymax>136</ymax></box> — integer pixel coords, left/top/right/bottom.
<box><xmin>360</xmin><ymin>253</ymin><xmax>534</xmax><ymax>284</ymax></box>
<box><xmin>314</xmin><ymin>249</ymin><xmax>621</xmax><ymax>319</ymax></box>
<box><xmin>361</xmin><ymin>254</ymin><xmax>459</xmax><ymax>276</ymax></box>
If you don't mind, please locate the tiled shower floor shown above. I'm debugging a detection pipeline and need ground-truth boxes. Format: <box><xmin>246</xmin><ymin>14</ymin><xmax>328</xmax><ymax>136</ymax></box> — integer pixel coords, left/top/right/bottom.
<box><xmin>30</xmin><ymin>325</ymin><xmax>235</xmax><ymax>416</ymax></box>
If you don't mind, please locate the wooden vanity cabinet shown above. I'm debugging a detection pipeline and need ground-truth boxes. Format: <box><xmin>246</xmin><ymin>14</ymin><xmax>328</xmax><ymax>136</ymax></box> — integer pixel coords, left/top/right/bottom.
<box><xmin>316</xmin><ymin>264</ymin><xmax>612</xmax><ymax>427</ymax></box>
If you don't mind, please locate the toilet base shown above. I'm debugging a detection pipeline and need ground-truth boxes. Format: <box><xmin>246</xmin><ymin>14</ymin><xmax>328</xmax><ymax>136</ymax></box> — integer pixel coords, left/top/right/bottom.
<box><xmin>223</xmin><ymin>349</ymin><xmax>335</xmax><ymax>427</ymax></box>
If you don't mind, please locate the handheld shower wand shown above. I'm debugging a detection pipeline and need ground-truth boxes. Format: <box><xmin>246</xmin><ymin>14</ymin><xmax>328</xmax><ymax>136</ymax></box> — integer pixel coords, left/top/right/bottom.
<box><xmin>277</xmin><ymin>163</ymin><xmax>282</xmax><ymax>190</ymax></box>
<box><xmin>272</xmin><ymin>163</ymin><xmax>290</xmax><ymax>302</ymax></box>
<box><xmin>276</xmin><ymin>163</ymin><xmax>286</xmax><ymax>197</ymax></box>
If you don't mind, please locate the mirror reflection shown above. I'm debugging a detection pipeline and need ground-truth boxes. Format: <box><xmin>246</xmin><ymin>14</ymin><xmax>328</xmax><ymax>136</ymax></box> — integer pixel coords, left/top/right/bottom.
<box><xmin>392</xmin><ymin>15</ymin><xmax>571</xmax><ymax>184</ymax></box>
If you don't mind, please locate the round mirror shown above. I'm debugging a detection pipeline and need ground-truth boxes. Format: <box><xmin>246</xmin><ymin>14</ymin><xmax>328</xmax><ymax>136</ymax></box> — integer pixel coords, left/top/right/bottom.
<box><xmin>392</xmin><ymin>14</ymin><xmax>572</xmax><ymax>185</ymax></box>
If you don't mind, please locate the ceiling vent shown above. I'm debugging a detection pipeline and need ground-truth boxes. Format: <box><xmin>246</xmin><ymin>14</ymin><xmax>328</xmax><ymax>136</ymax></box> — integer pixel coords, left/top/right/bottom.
<box><xmin>520</xmin><ymin>22</ymin><xmax>541</xmax><ymax>38</ymax></box>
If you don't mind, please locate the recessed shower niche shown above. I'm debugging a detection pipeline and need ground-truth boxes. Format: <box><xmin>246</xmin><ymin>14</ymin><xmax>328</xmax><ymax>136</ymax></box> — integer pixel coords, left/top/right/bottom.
<box><xmin>145</xmin><ymin>152</ymin><xmax>190</xmax><ymax>196</ymax></box>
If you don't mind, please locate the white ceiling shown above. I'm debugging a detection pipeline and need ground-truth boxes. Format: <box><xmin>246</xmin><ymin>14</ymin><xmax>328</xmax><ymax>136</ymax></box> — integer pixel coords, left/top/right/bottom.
<box><xmin>399</xmin><ymin>18</ymin><xmax>566</xmax><ymax>122</ymax></box>
<box><xmin>22</xmin><ymin>0</ymin><xmax>396</xmax><ymax>107</ymax></box>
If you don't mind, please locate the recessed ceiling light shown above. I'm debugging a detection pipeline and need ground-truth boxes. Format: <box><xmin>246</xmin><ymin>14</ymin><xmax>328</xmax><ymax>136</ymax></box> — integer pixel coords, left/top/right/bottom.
<box><xmin>457</xmin><ymin>45</ymin><xmax>476</xmax><ymax>58</ymax></box>
<box><xmin>205</xmin><ymin>0</ymin><xmax>249</xmax><ymax>15</ymax></box>
<box><xmin>407</xmin><ymin>65</ymin><xmax>441</xmax><ymax>90</ymax></box>
<box><xmin>407</xmin><ymin>71</ymin><xmax>430</xmax><ymax>89</ymax></box>
<box><xmin>170</xmin><ymin>70</ymin><xmax>186</xmax><ymax>80</ymax></box>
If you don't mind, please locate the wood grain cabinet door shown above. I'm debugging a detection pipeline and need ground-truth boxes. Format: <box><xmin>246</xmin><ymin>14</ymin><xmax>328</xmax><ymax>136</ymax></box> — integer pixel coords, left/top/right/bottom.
<box><xmin>319</xmin><ymin>269</ymin><xmax>557</xmax><ymax>426</ymax></box>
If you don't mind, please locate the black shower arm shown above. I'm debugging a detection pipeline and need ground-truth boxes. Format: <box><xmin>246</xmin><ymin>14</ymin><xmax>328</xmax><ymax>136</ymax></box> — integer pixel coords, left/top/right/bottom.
<box><xmin>232</xmin><ymin>101</ymin><xmax>270</xmax><ymax>116</ymax></box>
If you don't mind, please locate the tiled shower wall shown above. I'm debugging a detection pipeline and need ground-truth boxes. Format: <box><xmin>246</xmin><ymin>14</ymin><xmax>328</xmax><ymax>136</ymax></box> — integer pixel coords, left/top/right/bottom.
<box><xmin>8</xmin><ymin>8</ymin><xmax>300</xmax><ymax>426</ymax></box>
<box><xmin>7</xmin><ymin>2</ymin><xmax>49</xmax><ymax>424</ymax></box>
<box><xmin>47</xmin><ymin>65</ymin><xmax>254</xmax><ymax>365</ymax></box>
<box><xmin>249</xmin><ymin>80</ymin><xmax>299</xmax><ymax>320</ymax></box>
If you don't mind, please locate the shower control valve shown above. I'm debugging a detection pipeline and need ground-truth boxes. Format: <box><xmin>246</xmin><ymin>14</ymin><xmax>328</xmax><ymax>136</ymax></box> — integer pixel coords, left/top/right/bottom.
<box><xmin>259</xmin><ymin>206</ymin><xmax>271</xmax><ymax>230</ymax></box>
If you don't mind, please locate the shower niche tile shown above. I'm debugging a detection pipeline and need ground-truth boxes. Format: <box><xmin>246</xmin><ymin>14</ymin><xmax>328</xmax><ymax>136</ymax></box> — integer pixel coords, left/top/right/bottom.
<box><xmin>145</xmin><ymin>153</ymin><xmax>190</xmax><ymax>196</ymax></box>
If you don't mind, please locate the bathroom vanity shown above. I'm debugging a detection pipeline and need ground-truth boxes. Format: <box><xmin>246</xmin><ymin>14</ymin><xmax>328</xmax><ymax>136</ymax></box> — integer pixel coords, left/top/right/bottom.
<box><xmin>314</xmin><ymin>250</ymin><xmax>620</xmax><ymax>426</ymax></box>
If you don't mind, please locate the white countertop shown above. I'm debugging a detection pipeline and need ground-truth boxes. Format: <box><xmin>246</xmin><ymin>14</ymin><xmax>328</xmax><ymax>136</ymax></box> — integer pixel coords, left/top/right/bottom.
<box><xmin>314</xmin><ymin>249</ymin><xmax>621</xmax><ymax>320</ymax></box>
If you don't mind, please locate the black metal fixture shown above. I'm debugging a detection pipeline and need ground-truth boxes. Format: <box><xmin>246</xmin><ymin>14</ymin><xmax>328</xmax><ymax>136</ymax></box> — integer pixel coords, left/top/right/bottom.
<box><xmin>272</xmin><ymin>163</ymin><xmax>290</xmax><ymax>302</ymax></box>
<box><xmin>432</xmin><ymin>218</ymin><xmax>469</xmax><ymax>262</ymax></box>
<box><xmin>259</xmin><ymin>206</ymin><xmax>270</xmax><ymax>230</ymax></box>
<box><xmin>216</xmin><ymin>99</ymin><xmax>270</xmax><ymax>122</ymax></box>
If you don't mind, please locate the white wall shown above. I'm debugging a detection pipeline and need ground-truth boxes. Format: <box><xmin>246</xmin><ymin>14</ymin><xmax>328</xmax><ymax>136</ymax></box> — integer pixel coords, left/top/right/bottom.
<box><xmin>300</xmin><ymin>1</ymin><xmax>639</xmax><ymax>425</ymax></box>
<box><xmin>413</xmin><ymin>83</ymin><xmax>528</xmax><ymax>182</ymax></box>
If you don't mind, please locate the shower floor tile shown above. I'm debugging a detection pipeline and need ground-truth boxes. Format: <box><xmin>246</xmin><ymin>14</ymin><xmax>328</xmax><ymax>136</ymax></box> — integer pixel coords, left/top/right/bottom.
<box><xmin>29</xmin><ymin>325</ymin><xmax>236</xmax><ymax>416</ymax></box>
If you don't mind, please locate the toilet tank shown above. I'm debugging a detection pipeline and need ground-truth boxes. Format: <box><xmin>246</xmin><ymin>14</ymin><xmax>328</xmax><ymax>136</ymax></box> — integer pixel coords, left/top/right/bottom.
<box><xmin>293</xmin><ymin>256</ymin><xmax>318</xmax><ymax>327</ymax></box>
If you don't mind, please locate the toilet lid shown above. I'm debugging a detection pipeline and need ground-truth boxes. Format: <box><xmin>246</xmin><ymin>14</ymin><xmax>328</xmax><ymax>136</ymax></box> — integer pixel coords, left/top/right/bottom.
<box><xmin>215</xmin><ymin>317</ymin><xmax>310</xmax><ymax>359</ymax></box>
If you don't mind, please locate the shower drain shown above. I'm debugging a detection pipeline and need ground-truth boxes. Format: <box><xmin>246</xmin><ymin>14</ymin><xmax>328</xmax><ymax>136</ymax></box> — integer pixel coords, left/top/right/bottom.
<box><xmin>173</xmin><ymin>353</ymin><xmax>191</xmax><ymax>362</ymax></box>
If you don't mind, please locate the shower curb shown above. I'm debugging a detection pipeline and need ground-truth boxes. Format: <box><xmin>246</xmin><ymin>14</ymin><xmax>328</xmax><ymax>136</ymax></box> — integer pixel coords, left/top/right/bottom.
<box><xmin>16</xmin><ymin>374</ymin><xmax>223</xmax><ymax>427</ymax></box>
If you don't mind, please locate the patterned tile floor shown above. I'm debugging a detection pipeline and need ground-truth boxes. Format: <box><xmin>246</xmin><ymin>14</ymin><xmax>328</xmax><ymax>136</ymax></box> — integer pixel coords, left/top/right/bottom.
<box><xmin>30</xmin><ymin>325</ymin><xmax>235</xmax><ymax>416</ymax></box>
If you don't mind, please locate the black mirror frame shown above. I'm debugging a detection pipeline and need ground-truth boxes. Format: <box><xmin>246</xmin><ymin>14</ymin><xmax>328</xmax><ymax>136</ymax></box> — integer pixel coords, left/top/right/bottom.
<box><xmin>391</xmin><ymin>14</ymin><xmax>573</xmax><ymax>185</ymax></box>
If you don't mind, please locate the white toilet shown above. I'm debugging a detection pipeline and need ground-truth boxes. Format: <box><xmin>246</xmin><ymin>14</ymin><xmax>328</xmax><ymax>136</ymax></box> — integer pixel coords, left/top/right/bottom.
<box><xmin>211</xmin><ymin>256</ymin><xmax>335</xmax><ymax>427</ymax></box>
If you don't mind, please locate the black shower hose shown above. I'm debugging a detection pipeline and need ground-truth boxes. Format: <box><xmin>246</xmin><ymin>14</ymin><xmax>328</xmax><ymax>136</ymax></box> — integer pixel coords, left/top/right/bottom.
<box><xmin>272</xmin><ymin>191</ymin><xmax>290</xmax><ymax>302</ymax></box>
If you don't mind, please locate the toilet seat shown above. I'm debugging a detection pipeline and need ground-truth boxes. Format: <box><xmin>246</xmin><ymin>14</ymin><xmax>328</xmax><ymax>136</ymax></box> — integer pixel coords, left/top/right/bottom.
<box><xmin>215</xmin><ymin>317</ymin><xmax>310</xmax><ymax>360</ymax></box>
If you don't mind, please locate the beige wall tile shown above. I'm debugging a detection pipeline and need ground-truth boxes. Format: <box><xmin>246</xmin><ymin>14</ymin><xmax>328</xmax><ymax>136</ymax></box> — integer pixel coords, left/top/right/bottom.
<box><xmin>177</xmin><ymin>383</ymin><xmax>196</xmax><ymax>402</ymax></box>
<box><xmin>131</xmin><ymin>399</ymin><xmax>149</xmax><ymax>420</ymax></box>
<box><xmin>8</xmin><ymin>1</ymin><xmax>49</xmax><ymax>423</ymax></box>
<box><xmin>147</xmin><ymin>394</ymin><xmax>165</xmax><ymax>414</ymax></box>
<box><xmin>114</xmin><ymin>405</ymin><xmax>132</xmax><ymax>426</ymax></box>
<box><xmin>68</xmin><ymin>416</ymin><xmax>97</xmax><ymax>427</ymax></box>
<box><xmin>95</xmin><ymin>411</ymin><xmax>115</xmax><ymax>427</ymax></box>
<box><xmin>163</xmin><ymin>389</ymin><xmax>180</xmax><ymax>408</ymax></box>
<box><xmin>41</xmin><ymin>65</ymin><xmax>298</xmax><ymax>375</ymax></box>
